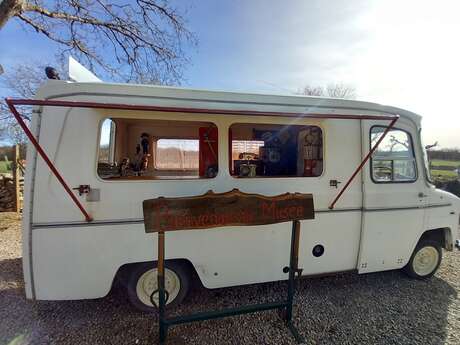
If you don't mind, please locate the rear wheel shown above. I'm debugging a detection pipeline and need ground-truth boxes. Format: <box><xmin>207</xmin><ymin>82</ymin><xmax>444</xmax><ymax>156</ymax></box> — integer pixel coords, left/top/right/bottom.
<box><xmin>127</xmin><ymin>261</ymin><xmax>191</xmax><ymax>313</ymax></box>
<box><xmin>403</xmin><ymin>240</ymin><xmax>442</xmax><ymax>279</ymax></box>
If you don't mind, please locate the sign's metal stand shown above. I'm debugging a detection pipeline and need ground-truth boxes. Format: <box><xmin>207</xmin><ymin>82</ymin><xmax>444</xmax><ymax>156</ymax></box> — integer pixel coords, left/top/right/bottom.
<box><xmin>155</xmin><ymin>219</ymin><xmax>305</xmax><ymax>344</ymax></box>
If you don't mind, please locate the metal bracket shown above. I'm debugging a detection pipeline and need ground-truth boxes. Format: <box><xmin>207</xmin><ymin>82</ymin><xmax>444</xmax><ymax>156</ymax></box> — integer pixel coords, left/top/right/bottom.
<box><xmin>72</xmin><ymin>184</ymin><xmax>91</xmax><ymax>196</ymax></box>
<box><xmin>295</xmin><ymin>268</ymin><xmax>303</xmax><ymax>278</ymax></box>
<box><xmin>329</xmin><ymin>180</ymin><xmax>341</xmax><ymax>188</ymax></box>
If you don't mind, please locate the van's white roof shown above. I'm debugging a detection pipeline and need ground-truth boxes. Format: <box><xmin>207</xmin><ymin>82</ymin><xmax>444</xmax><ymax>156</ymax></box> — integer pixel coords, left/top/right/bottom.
<box><xmin>36</xmin><ymin>80</ymin><xmax>422</xmax><ymax>125</ymax></box>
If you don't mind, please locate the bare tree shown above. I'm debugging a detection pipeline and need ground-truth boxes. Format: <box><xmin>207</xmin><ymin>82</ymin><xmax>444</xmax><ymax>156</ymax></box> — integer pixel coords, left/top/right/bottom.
<box><xmin>326</xmin><ymin>83</ymin><xmax>356</xmax><ymax>99</ymax></box>
<box><xmin>389</xmin><ymin>135</ymin><xmax>409</xmax><ymax>152</ymax></box>
<box><xmin>0</xmin><ymin>62</ymin><xmax>58</xmax><ymax>143</ymax></box>
<box><xmin>298</xmin><ymin>83</ymin><xmax>356</xmax><ymax>99</ymax></box>
<box><xmin>299</xmin><ymin>85</ymin><xmax>324</xmax><ymax>97</ymax></box>
<box><xmin>0</xmin><ymin>0</ymin><xmax>196</xmax><ymax>84</ymax></box>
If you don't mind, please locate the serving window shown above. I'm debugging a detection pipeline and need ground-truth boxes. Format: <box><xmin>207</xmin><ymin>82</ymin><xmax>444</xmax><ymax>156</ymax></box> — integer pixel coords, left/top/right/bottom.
<box><xmin>229</xmin><ymin>123</ymin><xmax>323</xmax><ymax>178</ymax></box>
<box><xmin>97</xmin><ymin>118</ymin><xmax>218</xmax><ymax>180</ymax></box>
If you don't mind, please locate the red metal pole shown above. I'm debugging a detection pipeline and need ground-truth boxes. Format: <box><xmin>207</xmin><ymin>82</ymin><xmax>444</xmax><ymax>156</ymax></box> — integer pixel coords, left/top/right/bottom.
<box><xmin>7</xmin><ymin>98</ymin><xmax>397</xmax><ymax>121</ymax></box>
<box><xmin>328</xmin><ymin>116</ymin><xmax>399</xmax><ymax>210</ymax></box>
<box><xmin>5</xmin><ymin>98</ymin><xmax>93</xmax><ymax>222</ymax></box>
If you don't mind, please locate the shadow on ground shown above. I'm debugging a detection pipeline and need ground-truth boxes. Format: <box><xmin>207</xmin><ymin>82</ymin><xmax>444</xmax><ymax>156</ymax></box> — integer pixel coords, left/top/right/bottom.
<box><xmin>0</xmin><ymin>256</ymin><xmax>457</xmax><ymax>345</ymax></box>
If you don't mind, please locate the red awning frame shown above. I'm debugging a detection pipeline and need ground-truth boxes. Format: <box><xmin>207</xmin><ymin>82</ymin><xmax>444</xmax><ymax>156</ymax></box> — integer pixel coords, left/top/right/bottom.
<box><xmin>5</xmin><ymin>98</ymin><xmax>399</xmax><ymax>222</ymax></box>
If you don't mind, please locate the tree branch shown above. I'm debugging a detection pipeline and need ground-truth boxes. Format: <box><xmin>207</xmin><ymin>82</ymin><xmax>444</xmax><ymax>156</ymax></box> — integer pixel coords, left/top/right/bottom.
<box><xmin>4</xmin><ymin>0</ymin><xmax>196</xmax><ymax>84</ymax></box>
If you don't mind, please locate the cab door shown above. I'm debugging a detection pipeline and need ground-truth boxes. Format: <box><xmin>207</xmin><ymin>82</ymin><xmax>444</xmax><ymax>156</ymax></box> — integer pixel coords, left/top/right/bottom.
<box><xmin>358</xmin><ymin>119</ymin><xmax>427</xmax><ymax>273</ymax></box>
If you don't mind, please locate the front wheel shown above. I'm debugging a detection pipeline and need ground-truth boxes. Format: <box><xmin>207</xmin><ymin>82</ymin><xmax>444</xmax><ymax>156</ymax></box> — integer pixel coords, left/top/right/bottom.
<box><xmin>403</xmin><ymin>240</ymin><xmax>442</xmax><ymax>279</ymax></box>
<box><xmin>127</xmin><ymin>261</ymin><xmax>191</xmax><ymax>313</ymax></box>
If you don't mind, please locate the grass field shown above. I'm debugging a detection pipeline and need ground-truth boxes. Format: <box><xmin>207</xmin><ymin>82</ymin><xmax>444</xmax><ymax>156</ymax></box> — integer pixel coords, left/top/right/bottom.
<box><xmin>431</xmin><ymin>159</ymin><xmax>460</xmax><ymax>168</ymax></box>
<box><xmin>0</xmin><ymin>161</ymin><xmax>11</xmax><ymax>174</ymax></box>
<box><xmin>429</xmin><ymin>159</ymin><xmax>459</xmax><ymax>182</ymax></box>
<box><xmin>431</xmin><ymin>169</ymin><xmax>458</xmax><ymax>178</ymax></box>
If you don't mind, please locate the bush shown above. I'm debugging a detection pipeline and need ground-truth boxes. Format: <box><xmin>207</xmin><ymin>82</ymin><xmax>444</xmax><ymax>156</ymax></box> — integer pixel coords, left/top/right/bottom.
<box><xmin>435</xmin><ymin>179</ymin><xmax>460</xmax><ymax>197</ymax></box>
<box><xmin>0</xmin><ymin>161</ymin><xmax>11</xmax><ymax>174</ymax></box>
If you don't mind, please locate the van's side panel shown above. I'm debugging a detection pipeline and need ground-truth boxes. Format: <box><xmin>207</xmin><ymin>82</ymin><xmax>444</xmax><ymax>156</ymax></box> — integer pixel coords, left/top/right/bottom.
<box><xmin>294</xmin><ymin>118</ymin><xmax>362</xmax><ymax>275</ymax></box>
<box><xmin>358</xmin><ymin>118</ymin><xmax>428</xmax><ymax>273</ymax></box>
<box><xmin>32</xmin><ymin>107</ymin><xmax>98</xmax><ymax>223</ymax></box>
<box><xmin>424</xmin><ymin>188</ymin><xmax>459</xmax><ymax>250</ymax></box>
<box><xmin>33</xmin><ymin>224</ymin><xmax>150</xmax><ymax>299</ymax></box>
<box><xmin>30</xmin><ymin>99</ymin><xmax>363</xmax><ymax>298</ymax></box>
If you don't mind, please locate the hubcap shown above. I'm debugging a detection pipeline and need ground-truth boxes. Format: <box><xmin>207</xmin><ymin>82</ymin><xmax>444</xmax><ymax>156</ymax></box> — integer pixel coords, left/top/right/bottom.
<box><xmin>136</xmin><ymin>268</ymin><xmax>181</xmax><ymax>307</ymax></box>
<box><xmin>413</xmin><ymin>246</ymin><xmax>439</xmax><ymax>276</ymax></box>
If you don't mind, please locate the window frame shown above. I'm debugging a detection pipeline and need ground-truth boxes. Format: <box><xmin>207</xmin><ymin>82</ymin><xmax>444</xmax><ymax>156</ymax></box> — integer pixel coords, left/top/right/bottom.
<box><xmin>228</xmin><ymin>122</ymin><xmax>325</xmax><ymax>179</ymax></box>
<box><xmin>369</xmin><ymin>125</ymin><xmax>418</xmax><ymax>184</ymax></box>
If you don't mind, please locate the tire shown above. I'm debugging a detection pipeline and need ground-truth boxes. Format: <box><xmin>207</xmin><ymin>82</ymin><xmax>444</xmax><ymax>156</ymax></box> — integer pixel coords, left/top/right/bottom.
<box><xmin>403</xmin><ymin>239</ymin><xmax>442</xmax><ymax>279</ymax></box>
<box><xmin>127</xmin><ymin>261</ymin><xmax>191</xmax><ymax>313</ymax></box>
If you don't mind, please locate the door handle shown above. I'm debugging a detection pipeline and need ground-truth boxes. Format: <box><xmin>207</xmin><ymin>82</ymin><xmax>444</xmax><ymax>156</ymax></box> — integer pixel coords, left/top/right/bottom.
<box><xmin>418</xmin><ymin>192</ymin><xmax>428</xmax><ymax>198</ymax></box>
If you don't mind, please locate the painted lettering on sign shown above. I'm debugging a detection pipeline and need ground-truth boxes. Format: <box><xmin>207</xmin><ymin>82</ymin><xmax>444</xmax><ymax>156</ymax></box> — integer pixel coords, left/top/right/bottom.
<box><xmin>143</xmin><ymin>189</ymin><xmax>314</xmax><ymax>233</ymax></box>
<box><xmin>260</xmin><ymin>202</ymin><xmax>304</xmax><ymax>220</ymax></box>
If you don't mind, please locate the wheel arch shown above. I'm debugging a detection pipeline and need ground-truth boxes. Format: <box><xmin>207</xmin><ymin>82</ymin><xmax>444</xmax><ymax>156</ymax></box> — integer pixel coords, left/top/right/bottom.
<box><xmin>419</xmin><ymin>227</ymin><xmax>453</xmax><ymax>251</ymax></box>
<box><xmin>113</xmin><ymin>258</ymin><xmax>200</xmax><ymax>289</ymax></box>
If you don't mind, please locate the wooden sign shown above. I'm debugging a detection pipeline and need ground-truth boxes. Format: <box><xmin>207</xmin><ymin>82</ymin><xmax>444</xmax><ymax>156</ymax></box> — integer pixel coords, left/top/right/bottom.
<box><xmin>143</xmin><ymin>189</ymin><xmax>314</xmax><ymax>233</ymax></box>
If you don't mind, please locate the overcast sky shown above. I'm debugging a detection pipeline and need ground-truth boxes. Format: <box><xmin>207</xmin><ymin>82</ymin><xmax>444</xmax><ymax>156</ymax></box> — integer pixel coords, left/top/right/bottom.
<box><xmin>1</xmin><ymin>0</ymin><xmax>459</xmax><ymax>147</ymax></box>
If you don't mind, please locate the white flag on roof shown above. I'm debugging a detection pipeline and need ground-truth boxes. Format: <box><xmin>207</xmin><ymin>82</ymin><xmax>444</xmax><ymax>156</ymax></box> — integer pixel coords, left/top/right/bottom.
<box><xmin>68</xmin><ymin>56</ymin><xmax>102</xmax><ymax>83</ymax></box>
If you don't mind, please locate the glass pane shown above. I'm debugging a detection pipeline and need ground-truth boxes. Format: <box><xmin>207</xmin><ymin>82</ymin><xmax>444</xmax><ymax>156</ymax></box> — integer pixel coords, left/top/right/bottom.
<box><xmin>373</xmin><ymin>160</ymin><xmax>393</xmax><ymax>181</ymax></box>
<box><xmin>371</xmin><ymin>127</ymin><xmax>413</xmax><ymax>159</ymax></box>
<box><xmin>98</xmin><ymin>118</ymin><xmax>115</xmax><ymax>164</ymax></box>
<box><xmin>393</xmin><ymin>160</ymin><xmax>416</xmax><ymax>181</ymax></box>
<box><xmin>419</xmin><ymin>128</ymin><xmax>432</xmax><ymax>182</ymax></box>
<box><xmin>371</xmin><ymin>127</ymin><xmax>416</xmax><ymax>182</ymax></box>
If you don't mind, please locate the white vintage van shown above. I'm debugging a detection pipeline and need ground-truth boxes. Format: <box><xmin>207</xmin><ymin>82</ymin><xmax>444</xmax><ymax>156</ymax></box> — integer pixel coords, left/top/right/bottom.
<box><xmin>19</xmin><ymin>79</ymin><xmax>460</xmax><ymax>312</ymax></box>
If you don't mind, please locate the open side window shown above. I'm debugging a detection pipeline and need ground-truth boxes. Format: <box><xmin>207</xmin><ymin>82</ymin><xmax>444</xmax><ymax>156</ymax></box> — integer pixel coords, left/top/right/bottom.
<box><xmin>97</xmin><ymin>118</ymin><xmax>218</xmax><ymax>180</ymax></box>
<box><xmin>370</xmin><ymin>126</ymin><xmax>417</xmax><ymax>183</ymax></box>
<box><xmin>229</xmin><ymin>123</ymin><xmax>323</xmax><ymax>178</ymax></box>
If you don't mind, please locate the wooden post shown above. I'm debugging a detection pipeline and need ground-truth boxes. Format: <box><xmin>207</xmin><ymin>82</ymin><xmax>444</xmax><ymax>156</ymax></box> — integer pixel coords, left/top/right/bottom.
<box><xmin>157</xmin><ymin>230</ymin><xmax>167</xmax><ymax>344</ymax></box>
<box><xmin>286</xmin><ymin>220</ymin><xmax>300</xmax><ymax>323</ymax></box>
<box><xmin>12</xmin><ymin>144</ymin><xmax>20</xmax><ymax>214</ymax></box>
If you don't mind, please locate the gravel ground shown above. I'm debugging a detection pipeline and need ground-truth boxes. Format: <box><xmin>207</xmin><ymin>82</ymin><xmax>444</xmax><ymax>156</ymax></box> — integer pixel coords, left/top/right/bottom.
<box><xmin>1</xmin><ymin>212</ymin><xmax>459</xmax><ymax>345</ymax></box>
